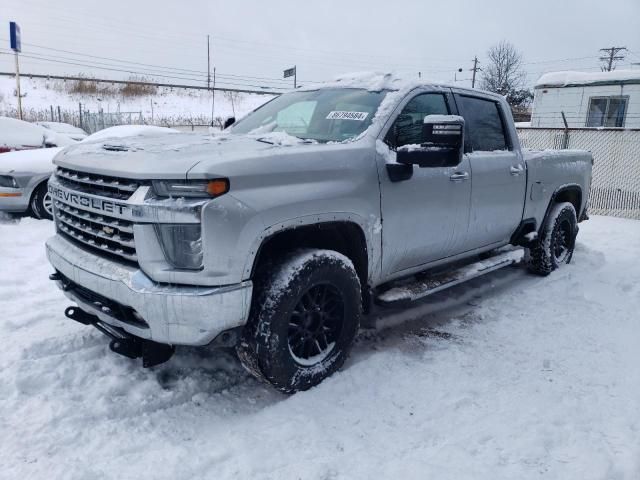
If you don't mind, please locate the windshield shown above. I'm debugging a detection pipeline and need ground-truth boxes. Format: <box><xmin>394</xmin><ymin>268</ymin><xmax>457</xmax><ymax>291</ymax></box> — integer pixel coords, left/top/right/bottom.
<box><xmin>230</xmin><ymin>88</ymin><xmax>388</xmax><ymax>142</ymax></box>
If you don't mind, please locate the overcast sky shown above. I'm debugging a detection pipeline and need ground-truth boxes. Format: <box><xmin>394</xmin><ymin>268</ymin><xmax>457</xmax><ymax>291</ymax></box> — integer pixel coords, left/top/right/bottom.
<box><xmin>1</xmin><ymin>0</ymin><xmax>639</xmax><ymax>91</ymax></box>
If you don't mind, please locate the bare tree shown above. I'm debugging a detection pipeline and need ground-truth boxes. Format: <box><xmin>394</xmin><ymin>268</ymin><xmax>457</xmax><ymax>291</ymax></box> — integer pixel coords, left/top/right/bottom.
<box><xmin>480</xmin><ymin>41</ymin><xmax>529</xmax><ymax>105</ymax></box>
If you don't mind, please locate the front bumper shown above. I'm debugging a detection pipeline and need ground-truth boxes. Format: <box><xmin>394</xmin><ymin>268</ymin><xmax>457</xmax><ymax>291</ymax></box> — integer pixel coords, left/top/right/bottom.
<box><xmin>46</xmin><ymin>234</ymin><xmax>253</xmax><ymax>346</ymax></box>
<box><xmin>0</xmin><ymin>187</ymin><xmax>29</xmax><ymax>212</ymax></box>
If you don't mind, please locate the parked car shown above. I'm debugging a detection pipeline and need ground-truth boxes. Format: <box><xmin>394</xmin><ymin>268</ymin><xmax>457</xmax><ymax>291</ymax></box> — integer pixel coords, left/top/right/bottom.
<box><xmin>0</xmin><ymin>117</ymin><xmax>76</xmax><ymax>153</ymax></box>
<box><xmin>45</xmin><ymin>74</ymin><xmax>593</xmax><ymax>393</ymax></box>
<box><xmin>36</xmin><ymin>122</ymin><xmax>89</xmax><ymax>142</ymax></box>
<box><xmin>0</xmin><ymin>125</ymin><xmax>178</xmax><ymax>219</ymax></box>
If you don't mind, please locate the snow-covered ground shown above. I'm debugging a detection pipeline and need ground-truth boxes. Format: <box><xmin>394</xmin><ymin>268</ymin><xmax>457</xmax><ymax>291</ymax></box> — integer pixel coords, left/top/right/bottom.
<box><xmin>1</xmin><ymin>215</ymin><xmax>639</xmax><ymax>479</ymax></box>
<box><xmin>0</xmin><ymin>77</ymin><xmax>273</xmax><ymax>127</ymax></box>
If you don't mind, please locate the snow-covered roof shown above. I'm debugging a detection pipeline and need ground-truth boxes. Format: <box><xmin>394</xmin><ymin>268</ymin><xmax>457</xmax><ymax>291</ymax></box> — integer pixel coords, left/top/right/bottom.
<box><xmin>297</xmin><ymin>72</ymin><xmax>452</xmax><ymax>92</ymax></box>
<box><xmin>535</xmin><ymin>70</ymin><xmax>640</xmax><ymax>89</ymax></box>
<box><xmin>0</xmin><ymin>117</ymin><xmax>77</xmax><ymax>150</ymax></box>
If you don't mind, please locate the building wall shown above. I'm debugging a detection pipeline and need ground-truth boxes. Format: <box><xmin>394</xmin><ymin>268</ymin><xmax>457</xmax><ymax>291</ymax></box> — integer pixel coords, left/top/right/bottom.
<box><xmin>530</xmin><ymin>83</ymin><xmax>640</xmax><ymax>128</ymax></box>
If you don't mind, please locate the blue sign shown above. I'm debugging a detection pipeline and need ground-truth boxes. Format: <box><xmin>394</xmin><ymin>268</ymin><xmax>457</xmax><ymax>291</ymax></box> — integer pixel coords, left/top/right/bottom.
<box><xmin>10</xmin><ymin>22</ymin><xmax>21</xmax><ymax>53</ymax></box>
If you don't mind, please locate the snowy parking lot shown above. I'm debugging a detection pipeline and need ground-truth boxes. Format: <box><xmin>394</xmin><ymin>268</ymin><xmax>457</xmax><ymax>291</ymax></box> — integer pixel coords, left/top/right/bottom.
<box><xmin>1</xmin><ymin>215</ymin><xmax>639</xmax><ymax>479</ymax></box>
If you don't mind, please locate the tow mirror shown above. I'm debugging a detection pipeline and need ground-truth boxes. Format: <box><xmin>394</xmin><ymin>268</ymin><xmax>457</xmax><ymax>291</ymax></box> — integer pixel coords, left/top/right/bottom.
<box><xmin>223</xmin><ymin>116</ymin><xmax>236</xmax><ymax>129</ymax></box>
<box><xmin>396</xmin><ymin>115</ymin><xmax>464</xmax><ymax>168</ymax></box>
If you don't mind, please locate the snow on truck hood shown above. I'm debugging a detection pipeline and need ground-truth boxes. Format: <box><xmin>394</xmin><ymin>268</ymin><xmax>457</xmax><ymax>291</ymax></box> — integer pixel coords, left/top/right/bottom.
<box><xmin>53</xmin><ymin>131</ymin><xmax>323</xmax><ymax>179</ymax></box>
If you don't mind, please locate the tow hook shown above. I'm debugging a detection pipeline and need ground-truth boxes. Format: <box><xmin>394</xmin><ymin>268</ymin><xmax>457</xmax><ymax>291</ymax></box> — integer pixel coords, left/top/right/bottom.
<box><xmin>64</xmin><ymin>306</ymin><xmax>174</xmax><ymax>367</ymax></box>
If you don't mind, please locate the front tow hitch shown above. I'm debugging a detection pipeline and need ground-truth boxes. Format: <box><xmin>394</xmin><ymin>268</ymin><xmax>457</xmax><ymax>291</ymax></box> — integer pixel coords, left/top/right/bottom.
<box><xmin>64</xmin><ymin>306</ymin><xmax>175</xmax><ymax>367</ymax></box>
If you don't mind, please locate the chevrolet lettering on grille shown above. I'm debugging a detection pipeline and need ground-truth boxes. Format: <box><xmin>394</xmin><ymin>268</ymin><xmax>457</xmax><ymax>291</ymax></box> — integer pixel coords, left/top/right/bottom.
<box><xmin>48</xmin><ymin>185</ymin><xmax>129</xmax><ymax>216</ymax></box>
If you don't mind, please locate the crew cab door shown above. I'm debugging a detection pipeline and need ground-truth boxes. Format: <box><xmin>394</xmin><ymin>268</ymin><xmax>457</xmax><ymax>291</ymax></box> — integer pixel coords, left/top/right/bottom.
<box><xmin>452</xmin><ymin>92</ymin><xmax>527</xmax><ymax>250</ymax></box>
<box><xmin>377</xmin><ymin>89</ymin><xmax>471</xmax><ymax>276</ymax></box>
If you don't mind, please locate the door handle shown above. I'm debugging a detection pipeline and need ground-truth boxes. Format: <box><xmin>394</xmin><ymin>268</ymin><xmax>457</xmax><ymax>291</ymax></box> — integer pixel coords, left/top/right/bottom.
<box><xmin>449</xmin><ymin>172</ymin><xmax>469</xmax><ymax>182</ymax></box>
<box><xmin>510</xmin><ymin>164</ymin><xmax>525</xmax><ymax>175</ymax></box>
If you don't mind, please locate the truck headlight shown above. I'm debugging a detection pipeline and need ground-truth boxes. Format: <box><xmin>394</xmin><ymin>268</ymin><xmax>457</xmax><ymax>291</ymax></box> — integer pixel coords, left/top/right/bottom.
<box><xmin>0</xmin><ymin>175</ymin><xmax>18</xmax><ymax>188</ymax></box>
<box><xmin>152</xmin><ymin>179</ymin><xmax>229</xmax><ymax>198</ymax></box>
<box><xmin>156</xmin><ymin>224</ymin><xmax>203</xmax><ymax>270</ymax></box>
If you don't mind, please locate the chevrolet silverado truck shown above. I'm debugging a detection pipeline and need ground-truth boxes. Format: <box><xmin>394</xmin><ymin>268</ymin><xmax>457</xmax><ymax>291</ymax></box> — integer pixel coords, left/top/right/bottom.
<box><xmin>46</xmin><ymin>74</ymin><xmax>592</xmax><ymax>393</ymax></box>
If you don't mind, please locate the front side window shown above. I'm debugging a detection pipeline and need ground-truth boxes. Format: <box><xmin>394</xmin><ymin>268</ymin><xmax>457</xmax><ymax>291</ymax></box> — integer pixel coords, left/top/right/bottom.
<box><xmin>230</xmin><ymin>88</ymin><xmax>387</xmax><ymax>142</ymax></box>
<box><xmin>385</xmin><ymin>93</ymin><xmax>449</xmax><ymax>148</ymax></box>
<box><xmin>586</xmin><ymin>96</ymin><xmax>628</xmax><ymax>128</ymax></box>
<box><xmin>457</xmin><ymin>95</ymin><xmax>508</xmax><ymax>152</ymax></box>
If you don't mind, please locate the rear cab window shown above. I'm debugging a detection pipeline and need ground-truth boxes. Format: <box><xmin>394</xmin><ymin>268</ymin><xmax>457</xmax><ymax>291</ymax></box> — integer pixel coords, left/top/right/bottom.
<box><xmin>456</xmin><ymin>95</ymin><xmax>511</xmax><ymax>152</ymax></box>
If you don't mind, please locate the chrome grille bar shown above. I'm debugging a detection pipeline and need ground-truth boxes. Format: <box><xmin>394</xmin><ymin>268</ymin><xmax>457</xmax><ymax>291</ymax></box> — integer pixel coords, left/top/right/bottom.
<box><xmin>57</xmin><ymin>222</ymin><xmax>138</xmax><ymax>262</ymax></box>
<box><xmin>54</xmin><ymin>201</ymin><xmax>133</xmax><ymax>234</ymax></box>
<box><xmin>56</xmin><ymin>211</ymin><xmax>136</xmax><ymax>249</ymax></box>
<box><xmin>55</xmin><ymin>167</ymin><xmax>141</xmax><ymax>199</ymax></box>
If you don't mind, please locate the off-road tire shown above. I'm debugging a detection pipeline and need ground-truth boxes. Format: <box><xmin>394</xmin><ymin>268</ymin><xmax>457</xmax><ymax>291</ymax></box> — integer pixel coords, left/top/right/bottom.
<box><xmin>527</xmin><ymin>202</ymin><xmax>577</xmax><ymax>276</ymax></box>
<box><xmin>237</xmin><ymin>249</ymin><xmax>361</xmax><ymax>393</ymax></box>
<box><xmin>30</xmin><ymin>182</ymin><xmax>53</xmax><ymax>220</ymax></box>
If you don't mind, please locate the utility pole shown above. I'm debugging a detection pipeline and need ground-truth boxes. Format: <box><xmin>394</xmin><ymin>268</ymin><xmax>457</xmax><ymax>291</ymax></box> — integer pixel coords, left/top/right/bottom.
<box><xmin>599</xmin><ymin>46</ymin><xmax>626</xmax><ymax>72</ymax></box>
<box><xmin>14</xmin><ymin>51</ymin><xmax>22</xmax><ymax>119</ymax></box>
<box><xmin>211</xmin><ymin>67</ymin><xmax>216</xmax><ymax>127</ymax></box>
<box><xmin>207</xmin><ymin>35</ymin><xmax>211</xmax><ymax>89</ymax></box>
<box><xmin>470</xmin><ymin>56</ymin><xmax>480</xmax><ymax>88</ymax></box>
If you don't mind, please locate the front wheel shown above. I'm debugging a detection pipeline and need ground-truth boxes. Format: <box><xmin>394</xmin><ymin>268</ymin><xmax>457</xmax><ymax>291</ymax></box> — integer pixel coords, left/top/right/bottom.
<box><xmin>237</xmin><ymin>249</ymin><xmax>361</xmax><ymax>393</ymax></box>
<box><xmin>30</xmin><ymin>182</ymin><xmax>53</xmax><ymax>220</ymax></box>
<box><xmin>527</xmin><ymin>202</ymin><xmax>577</xmax><ymax>276</ymax></box>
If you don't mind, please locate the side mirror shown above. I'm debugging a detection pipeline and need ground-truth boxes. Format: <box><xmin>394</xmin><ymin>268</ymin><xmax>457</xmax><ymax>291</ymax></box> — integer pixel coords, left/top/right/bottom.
<box><xmin>223</xmin><ymin>116</ymin><xmax>236</xmax><ymax>129</ymax></box>
<box><xmin>396</xmin><ymin>115</ymin><xmax>464</xmax><ymax>168</ymax></box>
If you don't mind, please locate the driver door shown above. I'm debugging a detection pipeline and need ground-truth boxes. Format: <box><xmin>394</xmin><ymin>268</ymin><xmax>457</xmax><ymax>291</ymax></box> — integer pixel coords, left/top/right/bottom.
<box><xmin>378</xmin><ymin>90</ymin><xmax>471</xmax><ymax>277</ymax></box>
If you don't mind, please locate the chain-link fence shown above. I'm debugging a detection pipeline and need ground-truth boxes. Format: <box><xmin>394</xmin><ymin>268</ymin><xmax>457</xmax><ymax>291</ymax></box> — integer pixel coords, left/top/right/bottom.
<box><xmin>517</xmin><ymin>127</ymin><xmax>640</xmax><ymax>220</ymax></box>
<box><xmin>81</xmin><ymin>110</ymin><xmax>144</xmax><ymax>134</ymax></box>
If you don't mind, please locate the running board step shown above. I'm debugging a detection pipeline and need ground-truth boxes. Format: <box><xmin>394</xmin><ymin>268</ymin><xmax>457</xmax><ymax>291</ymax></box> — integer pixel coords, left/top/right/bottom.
<box><xmin>376</xmin><ymin>249</ymin><xmax>524</xmax><ymax>306</ymax></box>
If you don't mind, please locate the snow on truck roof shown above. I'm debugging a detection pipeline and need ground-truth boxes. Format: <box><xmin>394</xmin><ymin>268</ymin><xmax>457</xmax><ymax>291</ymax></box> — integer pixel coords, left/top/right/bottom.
<box><xmin>535</xmin><ymin>70</ymin><xmax>640</xmax><ymax>89</ymax></box>
<box><xmin>297</xmin><ymin>72</ymin><xmax>454</xmax><ymax>92</ymax></box>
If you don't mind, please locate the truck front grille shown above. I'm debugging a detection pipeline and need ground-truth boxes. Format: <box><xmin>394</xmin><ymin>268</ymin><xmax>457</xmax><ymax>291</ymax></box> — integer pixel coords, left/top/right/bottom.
<box><xmin>54</xmin><ymin>201</ymin><xmax>138</xmax><ymax>262</ymax></box>
<box><xmin>55</xmin><ymin>167</ymin><xmax>142</xmax><ymax>200</ymax></box>
<box><xmin>53</xmin><ymin>168</ymin><xmax>140</xmax><ymax>263</ymax></box>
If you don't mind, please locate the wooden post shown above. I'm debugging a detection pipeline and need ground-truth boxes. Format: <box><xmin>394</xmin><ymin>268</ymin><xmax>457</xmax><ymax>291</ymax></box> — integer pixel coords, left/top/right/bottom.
<box><xmin>561</xmin><ymin>111</ymin><xmax>569</xmax><ymax>149</ymax></box>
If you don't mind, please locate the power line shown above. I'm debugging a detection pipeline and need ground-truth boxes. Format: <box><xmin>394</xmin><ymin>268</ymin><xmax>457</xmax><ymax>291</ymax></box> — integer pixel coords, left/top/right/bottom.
<box><xmin>0</xmin><ymin>51</ymin><xmax>292</xmax><ymax>91</ymax></box>
<box><xmin>3</xmin><ymin>41</ymin><xmax>319</xmax><ymax>85</ymax></box>
<box><xmin>0</xmin><ymin>71</ymin><xmax>281</xmax><ymax>95</ymax></box>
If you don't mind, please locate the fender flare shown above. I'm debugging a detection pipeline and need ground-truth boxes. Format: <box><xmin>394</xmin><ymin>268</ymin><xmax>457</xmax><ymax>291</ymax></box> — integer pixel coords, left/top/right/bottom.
<box><xmin>242</xmin><ymin>212</ymin><xmax>377</xmax><ymax>282</ymax></box>
<box><xmin>539</xmin><ymin>183</ymin><xmax>582</xmax><ymax>233</ymax></box>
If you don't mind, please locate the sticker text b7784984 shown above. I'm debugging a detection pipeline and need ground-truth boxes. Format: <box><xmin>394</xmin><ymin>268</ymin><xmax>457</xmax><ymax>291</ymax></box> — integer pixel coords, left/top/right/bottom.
<box><xmin>326</xmin><ymin>111</ymin><xmax>369</xmax><ymax>121</ymax></box>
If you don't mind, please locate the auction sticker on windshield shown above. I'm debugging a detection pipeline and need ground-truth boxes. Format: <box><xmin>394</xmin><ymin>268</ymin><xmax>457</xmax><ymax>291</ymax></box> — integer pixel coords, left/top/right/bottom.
<box><xmin>326</xmin><ymin>111</ymin><xmax>369</xmax><ymax>121</ymax></box>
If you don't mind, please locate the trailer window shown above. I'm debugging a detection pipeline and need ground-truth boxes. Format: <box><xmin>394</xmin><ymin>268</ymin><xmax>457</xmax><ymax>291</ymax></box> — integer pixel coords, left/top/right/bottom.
<box><xmin>586</xmin><ymin>96</ymin><xmax>628</xmax><ymax>128</ymax></box>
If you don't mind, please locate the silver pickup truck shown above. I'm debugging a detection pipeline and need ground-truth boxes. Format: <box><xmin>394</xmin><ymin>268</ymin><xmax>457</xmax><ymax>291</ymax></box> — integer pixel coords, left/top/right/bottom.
<box><xmin>46</xmin><ymin>74</ymin><xmax>592</xmax><ymax>393</ymax></box>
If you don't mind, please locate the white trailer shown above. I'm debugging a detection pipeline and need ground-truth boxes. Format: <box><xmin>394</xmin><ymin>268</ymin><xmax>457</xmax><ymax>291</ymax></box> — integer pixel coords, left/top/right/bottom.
<box><xmin>531</xmin><ymin>70</ymin><xmax>640</xmax><ymax>129</ymax></box>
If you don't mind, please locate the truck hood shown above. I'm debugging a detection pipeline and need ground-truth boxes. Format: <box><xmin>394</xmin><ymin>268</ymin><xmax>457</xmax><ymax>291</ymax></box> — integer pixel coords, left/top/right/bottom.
<box><xmin>52</xmin><ymin>131</ymin><xmax>365</xmax><ymax>180</ymax></box>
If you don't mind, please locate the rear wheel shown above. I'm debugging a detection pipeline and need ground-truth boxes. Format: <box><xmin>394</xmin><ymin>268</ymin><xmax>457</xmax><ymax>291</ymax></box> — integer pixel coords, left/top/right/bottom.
<box><xmin>527</xmin><ymin>202</ymin><xmax>577</xmax><ymax>276</ymax></box>
<box><xmin>237</xmin><ymin>249</ymin><xmax>361</xmax><ymax>393</ymax></box>
<box><xmin>30</xmin><ymin>182</ymin><xmax>53</xmax><ymax>220</ymax></box>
